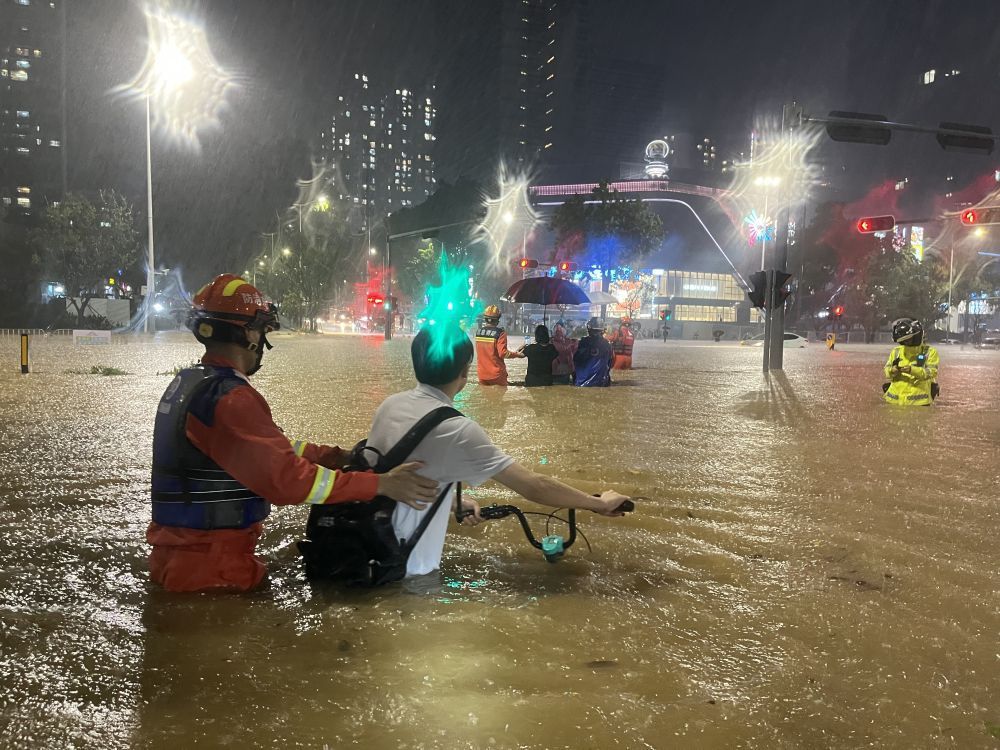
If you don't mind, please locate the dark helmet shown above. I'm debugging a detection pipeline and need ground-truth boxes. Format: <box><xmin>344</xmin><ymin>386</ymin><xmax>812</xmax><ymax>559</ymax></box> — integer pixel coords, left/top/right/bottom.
<box><xmin>892</xmin><ymin>318</ymin><xmax>924</xmax><ymax>345</ymax></box>
<box><xmin>587</xmin><ymin>317</ymin><xmax>604</xmax><ymax>332</ymax></box>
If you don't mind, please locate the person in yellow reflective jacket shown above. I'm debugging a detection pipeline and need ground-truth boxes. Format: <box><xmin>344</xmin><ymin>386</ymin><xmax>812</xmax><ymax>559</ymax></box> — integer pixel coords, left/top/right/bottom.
<box><xmin>882</xmin><ymin>318</ymin><xmax>939</xmax><ymax>406</ymax></box>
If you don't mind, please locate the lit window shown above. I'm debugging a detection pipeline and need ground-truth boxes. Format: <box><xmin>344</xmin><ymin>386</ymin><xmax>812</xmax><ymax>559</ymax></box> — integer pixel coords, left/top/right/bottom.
<box><xmin>16</xmin><ymin>59</ymin><xmax>30</xmax><ymax>69</ymax></box>
<box><xmin>16</xmin><ymin>186</ymin><xmax>30</xmax><ymax>194</ymax></box>
<box><xmin>11</xmin><ymin>70</ymin><xmax>28</xmax><ymax>81</ymax></box>
<box><xmin>34</xmin><ymin>49</ymin><xmax>41</xmax><ymax>57</ymax></box>
<box><xmin>16</xmin><ymin>110</ymin><xmax>29</xmax><ymax>118</ymax></box>
<box><xmin>17</xmin><ymin>197</ymin><xmax>31</xmax><ymax>207</ymax></box>
<box><xmin>922</xmin><ymin>69</ymin><xmax>935</xmax><ymax>84</ymax></box>
<box><xmin>49</xmin><ymin>139</ymin><xmax>60</xmax><ymax>147</ymax></box>
<box><xmin>17</xmin><ymin>0</ymin><xmax>30</xmax><ymax>5</ymax></box>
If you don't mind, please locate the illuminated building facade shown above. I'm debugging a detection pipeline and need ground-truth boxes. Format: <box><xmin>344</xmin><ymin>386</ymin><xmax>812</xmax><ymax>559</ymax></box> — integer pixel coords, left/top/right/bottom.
<box><xmin>319</xmin><ymin>73</ymin><xmax>437</xmax><ymax>228</ymax></box>
<box><xmin>0</xmin><ymin>0</ymin><xmax>66</xmax><ymax>219</ymax></box>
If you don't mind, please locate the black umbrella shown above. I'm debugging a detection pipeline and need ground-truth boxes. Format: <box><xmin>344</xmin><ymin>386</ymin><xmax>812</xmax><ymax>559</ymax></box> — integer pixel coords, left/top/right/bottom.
<box><xmin>503</xmin><ymin>276</ymin><xmax>590</xmax><ymax>306</ymax></box>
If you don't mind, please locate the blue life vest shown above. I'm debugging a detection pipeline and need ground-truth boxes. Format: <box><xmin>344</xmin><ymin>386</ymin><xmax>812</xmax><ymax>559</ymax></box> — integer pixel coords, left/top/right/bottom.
<box><xmin>573</xmin><ymin>334</ymin><xmax>613</xmax><ymax>387</ymax></box>
<box><xmin>151</xmin><ymin>365</ymin><xmax>270</xmax><ymax>530</ymax></box>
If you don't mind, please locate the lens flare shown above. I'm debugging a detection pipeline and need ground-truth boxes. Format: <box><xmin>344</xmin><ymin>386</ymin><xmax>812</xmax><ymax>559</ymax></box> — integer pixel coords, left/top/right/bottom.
<box><xmin>721</xmin><ymin>118</ymin><xmax>822</xmax><ymax>249</ymax></box>
<box><xmin>114</xmin><ymin>1</ymin><xmax>238</xmax><ymax>148</ymax></box>
<box><xmin>475</xmin><ymin>162</ymin><xmax>541</xmax><ymax>273</ymax></box>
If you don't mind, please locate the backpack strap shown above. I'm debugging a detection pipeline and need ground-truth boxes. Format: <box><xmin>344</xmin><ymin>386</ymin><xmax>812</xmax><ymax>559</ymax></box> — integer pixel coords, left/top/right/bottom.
<box><xmin>401</xmin><ymin>480</ymin><xmax>458</xmax><ymax>556</ymax></box>
<box><xmin>378</xmin><ymin>405</ymin><xmax>464</xmax><ymax>557</ymax></box>
<box><xmin>379</xmin><ymin>406</ymin><xmax>463</xmax><ymax>470</ymax></box>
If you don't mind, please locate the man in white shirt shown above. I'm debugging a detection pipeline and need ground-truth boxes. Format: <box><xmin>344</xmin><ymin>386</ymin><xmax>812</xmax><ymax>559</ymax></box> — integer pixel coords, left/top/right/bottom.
<box><xmin>365</xmin><ymin>325</ymin><xmax>633</xmax><ymax>577</ymax></box>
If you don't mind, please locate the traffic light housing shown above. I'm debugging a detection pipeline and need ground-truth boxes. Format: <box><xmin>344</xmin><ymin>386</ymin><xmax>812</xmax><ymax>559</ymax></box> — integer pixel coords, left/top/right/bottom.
<box><xmin>961</xmin><ymin>206</ymin><xmax>1000</xmax><ymax>225</ymax></box>
<box><xmin>518</xmin><ymin>258</ymin><xmax>539</xmax><ymax>269</ymax></box>
<box><xmin>659</xmin><ymin>308</ymin><xmax>672</xmax><ymax>321</ymax></box>
<box><xmin>557</xmin><ymin>261</ymin><xmax>578</xmax><ymax>272</ymax></box>
<box><xmin>748</xmin><ymin>271</ymin><xmax>767</xmax><ymax>308</ymax></box>
<box><xmin>772</xmin><ymin>271</ymin><xmax>792</xmax><ymax>310</ymax></box>
<box><xmin>747</xmin><ymin>270</ymin><xmax>793</xmax><ymax>310</ymax></box>
<box><xmin>856</xmin><ymin>215</ymin><xmax>895</xmax><ymax>233</ymax></box>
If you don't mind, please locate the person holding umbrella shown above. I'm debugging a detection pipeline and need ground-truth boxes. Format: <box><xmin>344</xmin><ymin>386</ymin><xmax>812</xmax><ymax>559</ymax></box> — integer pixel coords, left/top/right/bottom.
<box><xmin>475</xmin><ymin>304</ymin><xmax>524</xmax><ymax>386</ymax></box>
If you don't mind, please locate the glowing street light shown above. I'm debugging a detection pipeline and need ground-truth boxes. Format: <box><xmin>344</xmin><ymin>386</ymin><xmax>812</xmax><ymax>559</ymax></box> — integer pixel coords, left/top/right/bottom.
<box><xmin>281</xmin><ymin>247</ymin><xmax>292</xmax><ymax>257</ymax></box>
<box><xmin>117</xmin><ymin>8</ymin><xmax>236</xmax><ymax>332</ymax></box>
<box><xmin>476</xmin><ymin>164</ymin><xmax>541</xmax><ymax>273</ymax></box>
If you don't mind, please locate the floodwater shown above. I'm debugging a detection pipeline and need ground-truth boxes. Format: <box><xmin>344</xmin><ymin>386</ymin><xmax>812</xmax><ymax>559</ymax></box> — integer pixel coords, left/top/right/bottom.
<box><xmin>0</xmin><ymin>331</ymin><xmax>998</xmax><ymax>749</ymax></box>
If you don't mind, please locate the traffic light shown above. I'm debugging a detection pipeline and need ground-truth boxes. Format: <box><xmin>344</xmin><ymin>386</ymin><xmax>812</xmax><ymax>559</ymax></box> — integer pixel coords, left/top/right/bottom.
<box><xmin>960</xmin><ymin>206</ymin><xmax>1000</xmax><ymax>225</ymax></box>
<box><xmin>832</xmin><ymin>305</ymin><xmax>844</xmax><ymax>319</ymax></box>
<box><xmin>366</xmin><ymin>293</ymin><xmax>384</xmax><ymax>306</ymax></box>
<box><xmin>856</xmin><ymin>215</ymin><xmax>895</xmax><ymax>233</ymax></box>
<box><xmin>747</xmin><ymin>270</ymin><xmax>793</xmax><ymax>309</ymax></box>
<box><xmin>518</xmin><ymin>258</ymin><xmax>539</xmax><ymax>269</ymax></box>
<box><xmin>557</xmin><ymin>261</ymin><xmax>578</xmax><ymax>272</ymax></box>
<box><xmin>772</xmin><ymin>271</ymin><xmax>793</xmax><ymax>309</ymax></box>
<box><xmin>658</xmin><ymin>308</ymin><xmax>672</xmax><ymax>321</ymax></box>
<box><xmin>748</xmin><ymin>270</ymin><xmax>767</xmax><ymax>309</ymax></box>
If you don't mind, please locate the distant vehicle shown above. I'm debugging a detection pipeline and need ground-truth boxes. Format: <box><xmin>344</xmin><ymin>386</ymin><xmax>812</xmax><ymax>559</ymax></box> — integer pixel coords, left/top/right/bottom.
<box><xmin>740</xmin><ymin>332</ymin><xmax>809</xmax><ymax>348</ymax></box>
<box><xmin>981</xmin><ymin>332</ymin><xmax>1000</xmax><ymax>348</ymax></box>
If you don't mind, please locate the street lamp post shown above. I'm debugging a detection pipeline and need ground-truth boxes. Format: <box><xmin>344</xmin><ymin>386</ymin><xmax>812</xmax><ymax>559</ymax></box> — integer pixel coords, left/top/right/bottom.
<box><xmin>144</xmin><ymin>96</ymin><xmax>156</xmax><ymax>333</ymax></box>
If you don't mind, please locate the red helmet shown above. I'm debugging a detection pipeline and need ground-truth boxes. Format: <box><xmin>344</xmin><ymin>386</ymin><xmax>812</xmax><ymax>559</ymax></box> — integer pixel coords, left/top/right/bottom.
<box><xmin>188</xmin><ymin>274</ymin><xmax>279</xmax><ymax>341</ymax></box>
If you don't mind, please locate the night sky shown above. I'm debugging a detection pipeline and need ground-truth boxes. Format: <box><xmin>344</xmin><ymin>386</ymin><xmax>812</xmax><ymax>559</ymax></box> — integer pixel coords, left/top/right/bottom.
<box><xmin>65</xmin><ymin>0</ymin><xmax>1000</xmax><ymax>280</ymax></box>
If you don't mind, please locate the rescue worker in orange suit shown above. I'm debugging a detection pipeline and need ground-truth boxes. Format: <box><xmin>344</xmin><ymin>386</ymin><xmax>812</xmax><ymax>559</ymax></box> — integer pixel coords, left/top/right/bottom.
<box><xmin>609</xmin><ymin>317</ymin><xmax>635</xmax><ymax>370</ymax></box>
<box><xmin>148</xmin><ymin>274</ymin><xmax>438</xmax><ymax>592</ymax></box>
<box><xmin>474</xmin><ymin>304</ymin><xmax>524</xmax><ymax>386</ymax></box>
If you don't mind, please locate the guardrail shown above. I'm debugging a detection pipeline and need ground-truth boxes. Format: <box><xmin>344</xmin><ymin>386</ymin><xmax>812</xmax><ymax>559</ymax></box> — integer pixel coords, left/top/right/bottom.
<box><xmin>0</xmin><ymin>328</ymin><xmax>73</xmax><ymax>338</ymax></box>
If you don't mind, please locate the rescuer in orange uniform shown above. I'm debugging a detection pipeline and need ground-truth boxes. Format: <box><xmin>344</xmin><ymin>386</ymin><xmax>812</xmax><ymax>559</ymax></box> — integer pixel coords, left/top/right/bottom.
<box><xmin>474</xmin><ymin>304</ymin><xmax>524</xmax><ymax>386</ymax></box>
<box><xmin>609</xmin><ymin>317</ymin><xmax>636</xmax><ymax>370</ymax></box>
<box><xmin>147</xmin><ymin>274</ymin><xmax>438</xmax><ymax>592</ymax></box>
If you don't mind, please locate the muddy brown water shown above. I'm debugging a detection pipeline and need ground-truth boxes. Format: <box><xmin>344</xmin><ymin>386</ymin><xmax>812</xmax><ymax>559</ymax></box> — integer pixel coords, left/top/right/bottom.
<box><xmin>0</xmin><ymin>332</ymin><xmax>998</xmax><ymax>749</ymax></box>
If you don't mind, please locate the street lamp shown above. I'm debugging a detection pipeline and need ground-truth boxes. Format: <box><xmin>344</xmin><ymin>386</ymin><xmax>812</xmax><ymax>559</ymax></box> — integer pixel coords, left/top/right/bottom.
<box><xmin>118</xmin><ymin>9</ymin><xmax>235</xmax><ymax>332</ymax></box>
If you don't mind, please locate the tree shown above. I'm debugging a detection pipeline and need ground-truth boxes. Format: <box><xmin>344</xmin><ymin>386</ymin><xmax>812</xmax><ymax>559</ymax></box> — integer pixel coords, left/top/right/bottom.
<box><xmin>551</xmin><ymin>182</ymin><xmax>664</xmax><ymax>265</ymax></box>
<box><xmin>257</xmin><ymin>206</ymin><xmax>353</xmax><ymax>331</ymax></box>
<box><xmin>33</xmin><ymin>191</ymin><xmax>140</xmax><ymax>327</ymax></box>
<box><xmin>840</xmin><ymin>236</ymin><xmax>946</xmax><ymax>341</ymax></box>
<box><xmin>549</xmin><ymin>181</ymin><xmax>665</xmax><ymax>312</ymax></box>
<box><xmin>787</xmin><ymin>202</ymin><xmax>842</xmax><ymax>324</ymax></box>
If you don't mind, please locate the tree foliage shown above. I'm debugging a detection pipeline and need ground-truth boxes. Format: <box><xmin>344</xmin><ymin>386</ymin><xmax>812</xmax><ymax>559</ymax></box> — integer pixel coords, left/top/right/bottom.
<box><xmin>33</xmin><ymin>190</ymin><xmax>140</xmax><ymax>326</ymax></box>
<box><xmin>549</xmin><ymin>181</ymin><xmax>665</xmax><ymax>270</ymax></box>
<box><xmin>256</xmin><ymin>206</ymin><xmax>354</xmax><ymax>331</ymax></box>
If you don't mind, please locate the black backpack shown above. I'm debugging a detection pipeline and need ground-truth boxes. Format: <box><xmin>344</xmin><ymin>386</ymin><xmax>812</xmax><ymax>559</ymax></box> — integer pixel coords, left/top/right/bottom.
<box><xmin>297</xmin><ymin>406</ymin><xmax>462</xmax><ymax>587</ymax></box>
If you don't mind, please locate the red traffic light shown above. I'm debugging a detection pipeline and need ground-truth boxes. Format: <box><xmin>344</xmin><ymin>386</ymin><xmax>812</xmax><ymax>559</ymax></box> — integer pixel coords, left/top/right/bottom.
<box><xmin>557</xmin><ymin>261</ymin><xmax>578</xmax><ymax>272</ymax></box>
<box><xmin>833</xmin><ymin>305</ymin><xmax>844</xmax><ymax>318</ymax></box>
<box><xmin>366</xmin><ymin>293</ymin><xmax>384</xmax><ymax>306</ymax></box>
<box><xmin>856</xmin><ymin>215</ymin><xmax>895</xmax><ymax>233</ymax></box>
<box><xmin>960</xmin><ymin>206</ymin><xmax>1000</xmax><ymax>225</ymax></box>
<box><xmin>518</xmin><ymin>258</ymin><xmax>539</xmax><ymax>269</ymax></box>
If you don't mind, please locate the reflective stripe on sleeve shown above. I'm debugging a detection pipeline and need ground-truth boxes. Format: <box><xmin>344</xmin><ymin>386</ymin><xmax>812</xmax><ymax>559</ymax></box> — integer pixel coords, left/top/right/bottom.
<box><xmin>291</xmin><ymin>439</ymin><xmax>307</xmax><ymax>457</ymax></box>
<box><xmin>304</xmin><ymin>466</ymin><xmax>336</xmax><ymax>504</ymax></box>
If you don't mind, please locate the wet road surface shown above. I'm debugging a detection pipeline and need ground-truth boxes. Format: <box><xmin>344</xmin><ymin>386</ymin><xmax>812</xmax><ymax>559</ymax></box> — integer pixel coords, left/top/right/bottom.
<box><xmin>0</xmin><ymin>332</ymin><xmax>998</xmax><ymax>748</ymax></box>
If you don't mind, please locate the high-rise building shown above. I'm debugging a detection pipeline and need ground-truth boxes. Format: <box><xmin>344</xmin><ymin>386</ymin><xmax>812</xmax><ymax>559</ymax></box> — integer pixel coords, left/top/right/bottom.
<box><xmin>435</xmin><ymin>0</ymin><xmax>589</xmax><ymax>183</ymax></box>
<box><xmin>319</xmin><ymin>72</ymin><xmax>436</xmax><ymax>227</ymax></box>
<box><xmin>0</xmin><ymin>0</ymin><xmax>66</xmax><ymax>220</ymax></box>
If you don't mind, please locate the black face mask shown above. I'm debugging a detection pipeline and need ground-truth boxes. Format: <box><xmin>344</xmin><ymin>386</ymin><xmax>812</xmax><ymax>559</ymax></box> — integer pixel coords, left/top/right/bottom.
<box><xmin>245</xmin><ymin>331</ymin><xmax>274</xmax><ymax>376</ymax></box>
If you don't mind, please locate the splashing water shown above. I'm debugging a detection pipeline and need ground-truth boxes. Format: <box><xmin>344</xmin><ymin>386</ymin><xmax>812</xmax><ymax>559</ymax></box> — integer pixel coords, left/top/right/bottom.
<box><xmin>417</xmin><ymin>252</ymin><xmax>485</xmax><ymax>364</ymax></box>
